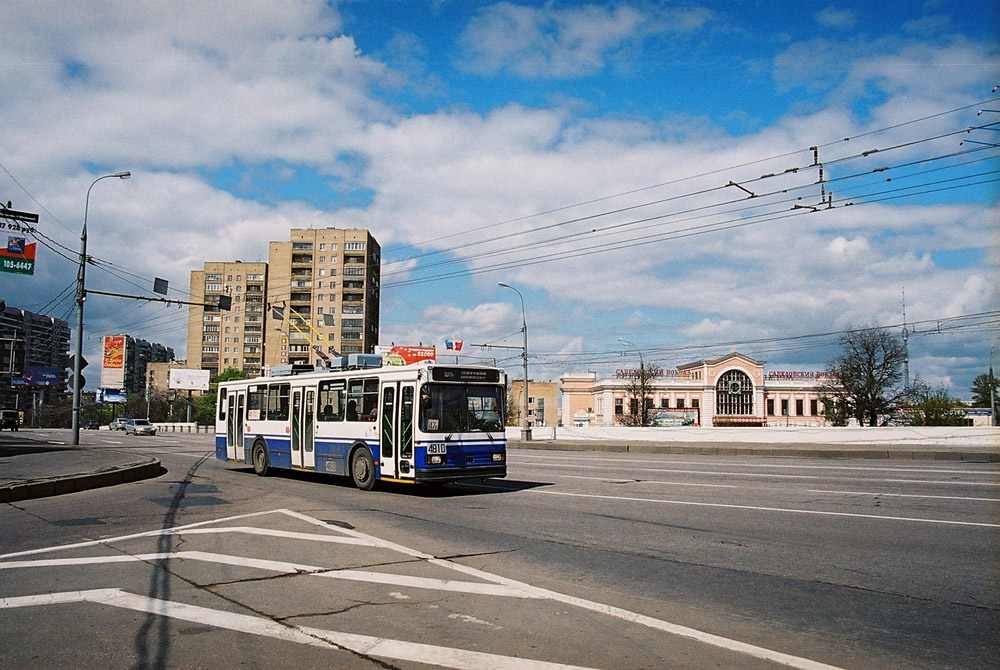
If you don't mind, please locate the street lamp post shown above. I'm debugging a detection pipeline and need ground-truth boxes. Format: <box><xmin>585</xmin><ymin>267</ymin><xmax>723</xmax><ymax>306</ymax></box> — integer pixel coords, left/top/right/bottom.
<box><xmin>71</xmin><ymin>171</ymin><xmax>130</xmax><ymax>445</ymax></box>
<box><xmin>499</xmin><ymin>282</ymin><xmax>530</xmax><ymax>441</ymax></box>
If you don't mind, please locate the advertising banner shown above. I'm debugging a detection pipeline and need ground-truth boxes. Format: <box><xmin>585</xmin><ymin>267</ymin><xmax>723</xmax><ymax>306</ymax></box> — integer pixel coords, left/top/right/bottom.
<box><xmin>378</xmin><ymin>345</ymin><xmax>436</xmax><ymax>366</ymax></box>
<box><xmin>10</xmin><ymin>366</ymin><xmax>62</xmax><ymax>387</ymax></box>
<box><xmin>100</xmin><ymin>335</ymin><xmax>127</xmax><ymax>389</ymax></box>
<box><xmin>168</xmin><ymin>368</ymin><xmax>211</xmax><ymax>391</ymax></box>
<box><xmin>0</xmin><ymin>236</ymin><xmax>36</xmax><ymax>275</ymax></box>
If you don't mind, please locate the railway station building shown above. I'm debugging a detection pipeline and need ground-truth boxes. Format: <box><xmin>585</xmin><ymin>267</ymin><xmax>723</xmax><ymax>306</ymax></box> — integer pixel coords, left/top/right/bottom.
<box><xmin>560</xmin><ymin>352</ymin><xmax>832</xmax><ymax>428</ymax></box>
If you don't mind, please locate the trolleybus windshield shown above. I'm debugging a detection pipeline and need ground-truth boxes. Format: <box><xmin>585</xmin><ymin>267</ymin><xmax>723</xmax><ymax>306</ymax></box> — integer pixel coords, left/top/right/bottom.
<box><xmin>419</xmin><ymin>384</ymin><xmax>504</xmax><ymax>433</ymax></box>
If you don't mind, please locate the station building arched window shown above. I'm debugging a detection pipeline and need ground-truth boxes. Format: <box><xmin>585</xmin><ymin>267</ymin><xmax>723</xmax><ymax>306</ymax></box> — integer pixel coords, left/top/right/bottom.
<box><xmin>716</xmin><ymin>370</ymin><xmax>754</xmax><ymax>416</ymax></box>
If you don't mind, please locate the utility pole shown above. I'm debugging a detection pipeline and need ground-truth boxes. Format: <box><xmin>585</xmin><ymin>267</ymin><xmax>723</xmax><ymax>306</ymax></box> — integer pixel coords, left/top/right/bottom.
<box><xmin>901</xmin><ymin>288</ymin><xmax>910</xmax><ymax>391</ymax></box>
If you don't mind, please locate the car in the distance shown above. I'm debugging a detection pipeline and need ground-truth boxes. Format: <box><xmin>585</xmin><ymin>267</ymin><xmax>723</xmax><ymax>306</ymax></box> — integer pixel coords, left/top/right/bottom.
<box><xmin>109</xmin><ymin>417</ymin><xmax>128</xmax><ymax>430</ymax></box>
<box><xmin>83</xmin><ymin>420</ymin><xmax>101</xmax><ymax>430</ymax></box>
<box><xmin>0</xmin><ymin>409</ymin><xmax>20</xmax><ymax>431</ymax></box>
<box><xmin>124</xmin><ymin>418</ymin><xmax>156</xmax><ymax>436</ymax></box>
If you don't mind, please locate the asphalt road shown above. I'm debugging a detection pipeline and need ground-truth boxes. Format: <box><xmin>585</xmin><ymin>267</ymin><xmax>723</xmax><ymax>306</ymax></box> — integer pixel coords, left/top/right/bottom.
<box><xmin>1</xmin><ymin>432</ymin><xmax>997</xmax><ymax>669</ymax></box>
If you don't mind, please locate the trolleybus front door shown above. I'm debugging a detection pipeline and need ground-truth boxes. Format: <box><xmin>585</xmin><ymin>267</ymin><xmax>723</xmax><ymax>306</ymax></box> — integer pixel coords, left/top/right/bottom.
<box><xmin>290</xmin><ymin>388</ymin><xmax>316</xmax><ymax>469</ymax></box>
<box><xmin>380</xmin><ymin>383</ymin><xmax>415</xmax><ymax>480</ymax></box>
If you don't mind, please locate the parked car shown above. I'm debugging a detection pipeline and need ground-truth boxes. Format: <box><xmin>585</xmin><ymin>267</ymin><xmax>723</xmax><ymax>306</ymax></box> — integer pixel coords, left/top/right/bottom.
<box><xmin>109</xmin><ymin>417</ymin><xmax>128</xmax><ymax>430</ymax></box>
<box><xmin>0</xmin><ymin>409</ymin><xmax>20</xmax><ymax>431</ymax></box>
<box><xmin>124</xmin><ymin>418</ymin><xmax>156</xmax><ymax>436</ymax></box>
<box><xmin>83</xmin><ymin>420</ymin><xmax>101</xmax><ymax>430</ymax></box>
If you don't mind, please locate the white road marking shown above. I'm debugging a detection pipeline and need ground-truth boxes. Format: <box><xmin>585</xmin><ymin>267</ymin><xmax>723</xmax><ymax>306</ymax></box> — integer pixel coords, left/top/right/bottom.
<box><xmin>0</xmin><ymin>508</ymin><xmax>849</xmax><ymax>670</ymax></box>
<box><xmin>1</xmin><ymin>588</ymin><xmax>600</xmax><ymax>670</ymax></box>
<box><xmin>531</xmin><ymin>489</ymin><xmax>1000</xmax><ymax>527</ymax></box>
<box><xmin>516</xmin><ymin>460</ymin><xmax>1000</xmax><ymax>486</ymax></box>
<box><xmin>554</xmin><ymin>474</ymin><xmax>738</xmax><ymax>488</ymax></box>
<box><xmin>807</xmin><ymin>489</ymin><xmax>1000</xmax><ymax>502</ymax></box>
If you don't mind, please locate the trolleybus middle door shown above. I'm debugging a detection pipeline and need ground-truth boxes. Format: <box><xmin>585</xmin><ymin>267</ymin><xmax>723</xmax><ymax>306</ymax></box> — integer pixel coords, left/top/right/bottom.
<box><xmin>290</xmin><ymin>388</ymin><xmax>316</xmax><ymax>470</ymax></box>
<box><xmin>228</xmin><ymin>391</ymin><xmax>246</xmax><ymax>462</ymax></box>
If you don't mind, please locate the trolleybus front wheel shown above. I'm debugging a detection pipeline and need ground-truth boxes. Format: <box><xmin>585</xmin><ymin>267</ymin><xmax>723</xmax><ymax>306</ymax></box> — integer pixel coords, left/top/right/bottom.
<box><xmin>351</xmin><ymin>447</ymin><xmax>376</xmax><ymax>491</ymax></box>
<box><xmin>251</xmin><ymin>440</ymin><xmax>270</xmax><ymax>477</ymax></box>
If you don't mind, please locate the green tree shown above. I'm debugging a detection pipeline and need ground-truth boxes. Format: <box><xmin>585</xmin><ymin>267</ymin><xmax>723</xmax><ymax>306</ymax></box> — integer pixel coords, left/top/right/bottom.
<box><xmin>970</xmin><ymin>370</ymin><xmax>998</xmax><ymax>409</ymax></box>
<box><xmin>820</xmin><ymin>325</ymin><xmax>910</xmax><ymax>426</ymax></box>
<box><xmin>905</xmin><ymin>383</ymin><xmax>966</xmax><ymax>426</ymax></box>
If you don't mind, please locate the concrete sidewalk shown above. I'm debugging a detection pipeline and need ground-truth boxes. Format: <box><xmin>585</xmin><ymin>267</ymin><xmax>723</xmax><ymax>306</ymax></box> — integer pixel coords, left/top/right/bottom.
<box><xmin>0</xmin><ymin>430</ymin><xmax>161</xmax><ymax>503</ymax></box>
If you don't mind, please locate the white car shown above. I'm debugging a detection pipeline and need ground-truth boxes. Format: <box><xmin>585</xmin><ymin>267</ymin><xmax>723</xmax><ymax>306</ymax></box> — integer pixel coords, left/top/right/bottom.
<box><xmin>124</xmin><ymin>419</ymin><xmax>156</xmax><ymax>436</ymax></box>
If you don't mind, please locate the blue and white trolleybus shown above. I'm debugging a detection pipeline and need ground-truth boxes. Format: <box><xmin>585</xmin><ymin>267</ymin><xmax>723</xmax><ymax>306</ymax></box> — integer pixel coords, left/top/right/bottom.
<box><xmin>215</xmin><ymin>357</ymin><xmax>507</xmax><ymax>490</ymax></box>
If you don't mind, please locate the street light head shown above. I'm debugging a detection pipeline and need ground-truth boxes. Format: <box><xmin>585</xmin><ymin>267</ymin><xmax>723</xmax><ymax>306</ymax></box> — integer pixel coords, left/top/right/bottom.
<box><xmin>114</xmin><ymin>171</ymin><xmax>131</xmax><ymax>179</ymax></box>
<box><xmin>498</xmin><ymin>282</ymin><xmax>509</xmax><ymax>288</ymax></box>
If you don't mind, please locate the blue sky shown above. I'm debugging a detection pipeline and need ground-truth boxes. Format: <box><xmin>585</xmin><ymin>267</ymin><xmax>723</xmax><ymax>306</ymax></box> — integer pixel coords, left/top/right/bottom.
<box><xmin>1</xmin><ymin>0</ymin><xmax>998</xmax><ymax>399</ymax></box>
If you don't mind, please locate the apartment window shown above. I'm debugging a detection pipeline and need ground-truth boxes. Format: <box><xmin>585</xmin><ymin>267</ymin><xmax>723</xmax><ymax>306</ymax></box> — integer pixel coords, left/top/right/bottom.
<box><xmin>345</xmin><ymin>242</ymin><xmax>365</xmax><ymax>250</ymax></box>
<box><xmin>205</xmin><ymin>283</ymin><xmax>222</xmax><ymax>291</ymax></box>
<box><xmin>676</xmin><ymin>398</ymin><xmax>686</xmax><ymax>409</ymax></box>
<box><xmin>320</xmin><ymin>243</ymin><xmax>326</xmax><ymax>250</ymax></box>
<box><xmin>319</xmin><ymin>256</ymin><xmax>325</xmax><ymax>263</ymax></box>
<box><xmin>205</xmin><ymin>274</ymin><xmax>222</xmax><ymax>281</ymax></box>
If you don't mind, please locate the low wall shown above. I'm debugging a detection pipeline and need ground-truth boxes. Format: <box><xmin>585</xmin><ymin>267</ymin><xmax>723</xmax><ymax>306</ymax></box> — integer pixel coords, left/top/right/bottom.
<box><xmin>547</xmin><ymin>425</ymin><xmax>1000</xmax><ymax>447</ymax></box>
<box><xmin>152</xmin><ymin>423</ymin><xmax>213</xmax><ymax>433</ymax></box>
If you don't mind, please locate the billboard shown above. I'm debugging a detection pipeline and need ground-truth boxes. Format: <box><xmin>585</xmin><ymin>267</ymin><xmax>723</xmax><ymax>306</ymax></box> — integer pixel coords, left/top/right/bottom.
<box><xmin>95</xmin><ymin>389</ymin><xmax>127</xmax><ymax>404</ymax></box>
<box><xmin>168</xmin><ymin>368</ymin><xmax>211</xmax><ymax>391</ymax></box>
<box><xmin>10</xmin><ymin>366</ymin><xmax>62</xmax><ymax>388</ymax></box>
<box><xmin>100</xmin><ymin>335</ymin><xmax>127</xmax><ymax>389</ymax></box>
<box><xmin>377</xmin><ymin>345</ymin><xmax>436</xmax><ymax>366</ymax></box>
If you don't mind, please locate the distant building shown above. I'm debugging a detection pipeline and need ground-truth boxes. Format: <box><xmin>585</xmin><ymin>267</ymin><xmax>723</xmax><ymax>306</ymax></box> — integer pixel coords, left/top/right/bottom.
<box><xmin>264</xmin><ymin>228</ymin><xmax>381</xmax><ymax>368</ymax></box>
<box><xmin>186</xmin><ymin>261</ymin><xmax>268</xmax><ymax>377</ymax></box>
<box><xmin>562</xmin><ymin>352</ymin><xmax>832</xmax><ymax>428</ymax></box>
<box><xmin>0</xmin><ymin>300</ymin><xmax>70</xmax><ymax>411</ymax></box>
<box><xmin>509</xmin><ymin>380</ymin><xmax>559</xmax><ymax>429</ymax></box>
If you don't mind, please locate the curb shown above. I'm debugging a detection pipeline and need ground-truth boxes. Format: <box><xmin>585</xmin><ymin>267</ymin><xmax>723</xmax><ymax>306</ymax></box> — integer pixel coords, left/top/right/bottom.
<box><xmin>0</xmin><ymin>458</ymin><xmax>163</xmax><ymax>504</ymax></box>
<box><xmin>510</xmin><ymin>441</ymin><xmax>1000</xmax><ymax>462</ymax></box>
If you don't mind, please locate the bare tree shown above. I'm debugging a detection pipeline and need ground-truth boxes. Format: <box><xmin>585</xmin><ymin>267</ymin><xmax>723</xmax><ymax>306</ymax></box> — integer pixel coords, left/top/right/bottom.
<box><xmin>617</xmin><ymin>362</ymin><xmax>659</xmax><ymax>427</ymax></box>
<box><xmin>820</xmin><ymin>325</ymin><xmax>910</xmax><ymax>426</ymax></box>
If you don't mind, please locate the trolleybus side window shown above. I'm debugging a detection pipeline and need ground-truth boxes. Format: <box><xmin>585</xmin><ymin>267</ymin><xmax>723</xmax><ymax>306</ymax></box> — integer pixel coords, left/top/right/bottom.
<box><xmin>266</xmin><ymin>383</ymin><xmax>290</xmax><ymax>421</ymax></box>
<box><xmin>218</xmin><ymin>387</ymin><xmax>228</xmax><ymax>421</ymax></box>
<box><xmin>347</xmin><ymin>378</ymin><xmax>379</xmax><ymax>422</ymax></box>
<box><xmin>247</xmin><ymin>385</ymin><xmax>264</xmax><ymax>421</ymax></box>
<box><xmin>318</xmin><ymin>380</ymin><xmax>346</xmax><ymax>421</ymax></box>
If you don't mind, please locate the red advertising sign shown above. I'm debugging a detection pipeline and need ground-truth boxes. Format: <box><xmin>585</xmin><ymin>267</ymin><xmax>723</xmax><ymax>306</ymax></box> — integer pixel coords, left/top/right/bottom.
<box><xmin>103</xmin><ymin>336</ymin><xmax>126</xmax><ymax>369</ymax></box>
<box><xmin>383</xmin><ymin>346</ymin><xmax>436</xmax><ymax>366</ymax></box>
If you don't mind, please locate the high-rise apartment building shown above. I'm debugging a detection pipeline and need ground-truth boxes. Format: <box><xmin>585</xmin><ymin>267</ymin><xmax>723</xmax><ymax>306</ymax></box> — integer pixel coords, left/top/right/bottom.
<box><xmin>186</xmin><ymin>261</ymin><xmax>268</xmax><ymax>377</ymax></box>
<box><xmin>264</xmin><ymin>228</ymin><xmax>380</xmax><ymax>368</ymax></box>
<box><xmin>0</xmin><ymin>300</ymin><xmax>70</xmax><ymax>411</ymax></box>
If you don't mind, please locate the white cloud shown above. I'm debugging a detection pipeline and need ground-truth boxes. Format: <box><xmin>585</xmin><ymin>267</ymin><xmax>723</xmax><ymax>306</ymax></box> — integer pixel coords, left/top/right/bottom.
<box><xmin>456</xmin><ymin>2</ymin><xmax>710</xmax><ymax>79</ymax></box>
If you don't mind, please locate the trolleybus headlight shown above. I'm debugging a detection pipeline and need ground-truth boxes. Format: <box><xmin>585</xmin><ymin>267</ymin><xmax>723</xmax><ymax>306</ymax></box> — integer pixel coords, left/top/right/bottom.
<box><xmin>428</xmin><ymin>454</ymin><xmax>445</xmax><ymax>465</ymax></box>
<box><xmin>491</xmin><ymin>452</ymin><xmax>505</xmax><ymax>462</ymax></box>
